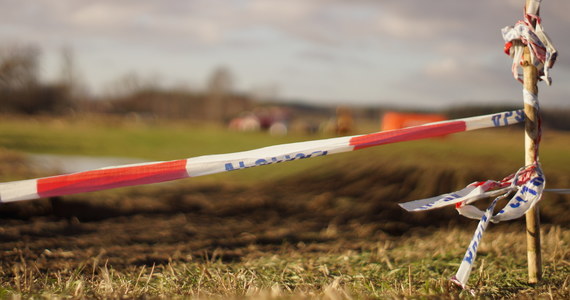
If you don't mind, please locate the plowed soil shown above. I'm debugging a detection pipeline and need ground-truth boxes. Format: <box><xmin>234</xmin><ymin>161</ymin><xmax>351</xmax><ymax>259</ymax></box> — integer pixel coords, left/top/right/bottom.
<box><xmin>1</xmin><ymin>159</ymin><xmax>569</xmax><ymax>274</ymax></box>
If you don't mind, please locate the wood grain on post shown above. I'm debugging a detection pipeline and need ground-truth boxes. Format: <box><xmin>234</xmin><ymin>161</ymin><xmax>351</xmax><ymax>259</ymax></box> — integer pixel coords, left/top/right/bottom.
<box><xmin>523</xmin><ymin>0</ymin><xmax>542</xmax><ymax>284</ymax></box>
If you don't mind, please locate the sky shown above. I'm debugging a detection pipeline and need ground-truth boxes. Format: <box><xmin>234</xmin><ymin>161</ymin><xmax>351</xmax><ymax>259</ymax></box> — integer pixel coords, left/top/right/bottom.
<box><xmin>1</xmin><ymin>0</ymin><xmax>569</xmax><ymax>109</ymax></box>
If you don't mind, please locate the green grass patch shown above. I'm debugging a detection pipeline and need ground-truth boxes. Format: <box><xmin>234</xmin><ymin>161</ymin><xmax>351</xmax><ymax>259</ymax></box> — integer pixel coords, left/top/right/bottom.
<box><xmin>2</xmin><ymin>116</ymin><xmax>570</xmax><ymax>184</ymax></box>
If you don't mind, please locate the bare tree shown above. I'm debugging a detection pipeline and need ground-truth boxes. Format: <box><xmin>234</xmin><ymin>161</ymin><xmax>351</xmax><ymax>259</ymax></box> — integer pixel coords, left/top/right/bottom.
<box><xmin>206</xmin><ymin>66</ymin><xmax>233</xmax><ymax>124</ymax></box>
<box><xmin>0</xmin><ymin>43</ymin><xmax>76</xmax><ymax>115</ymax></box>
<box><xmin>60</xmin><ymin>46</ymin><xmax>76</xmax><ymax>91</ymax></box>
<box><xmin>105</xmin><ymin>71</ymin><xmax>163</xmax><ymax>99</ymax></box>
<box><xmin>59</xmin><ymin>45</ymin><xmax>89</xmax><ymax>112</ymax></box>
<box><xmin>0</xmin><ymin>44</ymin><xmax>40</xmax><ymax>92</ymax></box>
<box><xmin>0</xmin><ymin>44</ymin><xmax>41</xmax><ymax>113</ymax></box>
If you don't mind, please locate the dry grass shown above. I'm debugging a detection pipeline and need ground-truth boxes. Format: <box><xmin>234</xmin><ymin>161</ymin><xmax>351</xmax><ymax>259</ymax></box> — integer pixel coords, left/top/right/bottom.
<box><xmin>1</xmin><ymin>224</ymin><xmax>568</xmax><ymax>299</ymax></box>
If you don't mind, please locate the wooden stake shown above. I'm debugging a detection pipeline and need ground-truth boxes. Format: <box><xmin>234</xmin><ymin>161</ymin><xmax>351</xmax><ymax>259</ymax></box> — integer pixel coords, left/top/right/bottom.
<box><xmin>523</xmin><ymin>0</ymin><xmax>542</xmax><ymax>284</ymax></box>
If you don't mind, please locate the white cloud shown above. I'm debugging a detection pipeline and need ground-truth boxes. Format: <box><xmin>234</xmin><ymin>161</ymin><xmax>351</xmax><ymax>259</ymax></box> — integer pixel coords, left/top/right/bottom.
<box><xmin>374</xmin><ymin>12</ymin><xmax>459</xmax><ymax>40</ymax></box>
<box><xmin>247</xmin><ymin>0</ymin><xmax>320</xmax><ymax>20</ymax></box>
<box><xmin>70</xmin><ymin>3</ymin><xmax>133</xmax><ymax>27</ymax></box>
<box><xmin>423</xmin><ymin>58</ymin><xmax>460</xmax><ymax>78</ymax></box>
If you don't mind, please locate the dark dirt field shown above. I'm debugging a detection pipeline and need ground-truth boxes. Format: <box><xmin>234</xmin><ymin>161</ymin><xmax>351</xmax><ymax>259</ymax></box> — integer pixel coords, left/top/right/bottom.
<box><xmin>1</xmin><ymin>157</ymin><xmax>569</xmax><ymax>276</ymax></box>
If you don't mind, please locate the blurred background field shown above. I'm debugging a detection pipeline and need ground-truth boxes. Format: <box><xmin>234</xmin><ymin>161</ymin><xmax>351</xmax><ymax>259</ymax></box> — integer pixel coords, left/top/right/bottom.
<box><xmin>2</xmin><ymin>0</ymin><xmax>570</xmax><ymax>297</ymax></box>
<box><xmin>2</xmin><ymin>114</ymin><xmax>570</xmax><ymax>184</ymax></box>
<box><xmin>1</xmin><ymin>45</ymin><xmax>569</xmax><ymax>296</ymax></box>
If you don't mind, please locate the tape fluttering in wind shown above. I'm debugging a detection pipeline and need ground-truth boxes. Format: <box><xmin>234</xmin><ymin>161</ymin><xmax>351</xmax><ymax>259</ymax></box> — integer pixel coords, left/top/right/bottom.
<box><xmin>400</xmin><ymin>164</ymin><xmax>545</xmax><ymax>222</ymax></box>
<box><xmin>399</xmin><ymin>163</ymin><xmax>546</xmax><ymax>288</ymax></box>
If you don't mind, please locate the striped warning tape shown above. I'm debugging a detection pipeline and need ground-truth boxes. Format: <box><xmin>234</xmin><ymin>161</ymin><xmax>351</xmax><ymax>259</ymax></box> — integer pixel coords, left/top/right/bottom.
<box><xmin>0</xmin><ymin>110</ymin><xmax>524</xmax><ymax>203</ymax></box>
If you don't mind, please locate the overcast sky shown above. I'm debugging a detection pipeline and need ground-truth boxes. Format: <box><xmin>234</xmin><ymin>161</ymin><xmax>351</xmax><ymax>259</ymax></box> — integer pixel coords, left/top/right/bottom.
<box><xmin>1</xmin><ymin>0</ymin><xmax>569</xmax><ymax>109</ymax></box>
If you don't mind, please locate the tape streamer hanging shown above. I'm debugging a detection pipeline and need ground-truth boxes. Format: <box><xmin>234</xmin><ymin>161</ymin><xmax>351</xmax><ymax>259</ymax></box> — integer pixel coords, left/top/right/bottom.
<box><xmin>450</xmin><ymin>193</ymin><xmax>505</xmax><ymax>289</ymax></box>
<box><xmin>0</xmin><ymin>110</ymin><xmax>524</xmax><ymax>203</ymax></box>
<box><xmin>400</xmin><ymin>163</ymin><xmax>546</xmax><ymax>288</ymax></box>
<box><xmin>399</xmin><ymin>164</ymin><xmax>545</xmax><ymax>223</ymax></box>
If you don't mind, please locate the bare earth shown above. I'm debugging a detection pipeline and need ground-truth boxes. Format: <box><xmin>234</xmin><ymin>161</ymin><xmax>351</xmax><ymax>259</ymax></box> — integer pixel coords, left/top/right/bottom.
<box><xmin>1</xmin><ymin>162</ymin><xmax>568</xmax><ymax>274</ymax></box>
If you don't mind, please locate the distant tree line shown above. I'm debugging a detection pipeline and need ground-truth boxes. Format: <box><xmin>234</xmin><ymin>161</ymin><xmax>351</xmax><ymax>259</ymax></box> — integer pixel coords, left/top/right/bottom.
<box><xmin>1</xmin><ymin>43</ymin><xmax>569</xmax><ymax>130</ymax></box>
<box><xmin>100</xmin><ymin>67</ymin><xmax>253</xmax><ymax>123</ymax></box>
<box><xmin>0</xmin><ymin>44</ymin><xmax>75</xmax><ymax>115</ymax></box>
<box><xmin>103</xmin><ymin>85</ymin><xmax>253</xmax><ymax>123</ymax></box>
<box><xmin>0</xmin><ymin>44</ymin><xmax>252</xmax><ymax>122</ymax></box>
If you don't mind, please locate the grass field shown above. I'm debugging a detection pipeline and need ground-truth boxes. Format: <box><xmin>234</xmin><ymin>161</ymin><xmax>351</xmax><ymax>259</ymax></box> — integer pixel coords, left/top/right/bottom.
<box><xmin>0</xmin><ymin>115</ymin><xmax>569</xmax><ymax>298</ymax></box>
<box><xmin>2</xmin><ymin>225</ymin><xmax>568</xmax><ymax>299</ymax></box>
<box><xmin>2</xmin><ymin>114</ymin><xmax>570</xmax><ymax>181</ymax></box>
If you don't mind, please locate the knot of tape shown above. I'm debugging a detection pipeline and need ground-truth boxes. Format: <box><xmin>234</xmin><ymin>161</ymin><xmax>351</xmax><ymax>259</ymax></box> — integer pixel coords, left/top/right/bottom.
<box><xmin>502</xmin><ymin>1</ymin><xmax>557</xmax><ymax>85</ymax></box>
<box><xmin>399</xmin><ymin>163</ymin><xmax>546</xmax><ymax>288</ymax></box>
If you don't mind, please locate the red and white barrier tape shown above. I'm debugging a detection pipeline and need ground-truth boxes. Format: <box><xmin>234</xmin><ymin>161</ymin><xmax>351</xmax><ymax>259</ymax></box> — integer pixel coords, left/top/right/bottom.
<box><xmin>450</xmin><ymin>192</ymin><xmax>506</xmax><ymax>291</ymax></box>
<box><xmin>502</xmin><ymin>0</ymin><xmax>557</xmax><ymax>85</ymax></box>
<box><xmin>400</xmin><ymin>163</ymin><xmax>546</xmax><ymax>288</ymax></box>
<box><xmin>0</xmin><ymin>110</ymin><xmax>524</xmax><ymax>203</ymax></box>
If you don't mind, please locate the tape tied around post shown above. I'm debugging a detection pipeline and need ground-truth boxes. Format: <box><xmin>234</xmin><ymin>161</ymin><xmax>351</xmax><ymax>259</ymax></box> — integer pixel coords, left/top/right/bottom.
<box><xmin>502</xmin><ymin>1</ymin><xmax>557</xmax><ymax>85</ymax></box>
<box><xmin>523</xmin><ymin>89</ymin><xmax>539</xmax><ymax>109</ymax></box>
<box><xmin>400</xmin><ymin>163</ymin><xmax>546</xmax><ymax>288</ymax></box>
